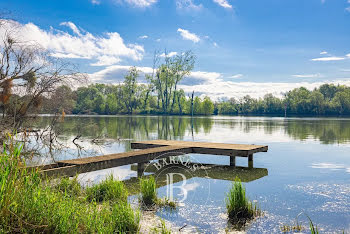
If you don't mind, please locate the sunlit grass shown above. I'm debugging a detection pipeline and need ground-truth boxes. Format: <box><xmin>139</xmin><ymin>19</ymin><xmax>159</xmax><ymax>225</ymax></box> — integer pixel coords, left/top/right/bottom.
<box><xmin>139</xmin><ymin>176</ymin><xmax>177</xmax><ymax>210</ymax></box>
<box><xmin>54</xmin><ymin>176</ymin><xmax>82</xmax><ymax>197</ymax></box>
<box><xmin>280</xmin><ymin>213</ymin><xmax>321</xmax><ymax>234</ymax></box>
<box><xmin>0</xmin><ymin>140</ymin><xmax>140</xmax><ymax>233</ymax></box>
<box><xmin>225</xmin><ymin>177</ymin><xmax>261</xmax><ymax>227</ymax></box>
<box><xmin>86</xmin><ymin>175</ymin><xmax>128</xmax><ymax>203</ymax></box>
<box><xmin>140</xmin><ymin>176</ymin><xmax>158</xmax><ymax>207</ymax></box>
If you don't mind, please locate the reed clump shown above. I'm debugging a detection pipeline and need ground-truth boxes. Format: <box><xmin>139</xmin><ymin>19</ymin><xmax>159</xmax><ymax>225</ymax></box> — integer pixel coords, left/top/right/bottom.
<box><xmin>0</xmin><ymin>141</ymin><xmax>140</xmax><ymax>233</ymax></box>
<box><xmin>140</xmin><ymin>176</ymin><xmax>158</xmax><ymax>207</ymax></box>
<box><xmin>225</xmin><ymin>177</ymin><xmax>261</xmax><ymax>227</ymax></box>
<box><xmin>139</xmin><ymin>176</ymin><xmax>176</xmax><ymax>209</ymax></box>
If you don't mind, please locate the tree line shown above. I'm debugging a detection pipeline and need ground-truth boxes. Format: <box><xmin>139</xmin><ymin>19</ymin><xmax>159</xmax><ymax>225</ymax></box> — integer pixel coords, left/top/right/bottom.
<box><xmin>217</xmin><ymin>84</ymin><xmax>350</xmax><ymax>116</ymax></box>
<box><xmin>41</xmin><ymin>82</ymin><xmax>350</xmax><ymax>117</ymax></box>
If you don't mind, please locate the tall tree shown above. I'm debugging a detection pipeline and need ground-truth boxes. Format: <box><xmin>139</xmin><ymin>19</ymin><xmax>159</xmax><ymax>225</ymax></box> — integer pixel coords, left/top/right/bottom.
<box><xmin>123</xmin><ymin>67</ymin><xmax>139</xmax><ymax>114</ymax></box>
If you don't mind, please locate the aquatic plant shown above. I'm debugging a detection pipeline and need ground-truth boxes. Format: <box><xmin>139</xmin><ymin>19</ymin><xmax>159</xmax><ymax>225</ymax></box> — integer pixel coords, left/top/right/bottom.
<box><xmin>86</xmin><ymin>175</ymin><xmax>128</xmax><ymax>203</ymax></box>
<box><xmin>225</xmin><ymin>177</ymin><xmax>261</xmax><ymax>226</ymax></box>
<box><xmin>140</xmin><ymin>175</ymin><xmax>158</xmax><ymax>207</ymax></box>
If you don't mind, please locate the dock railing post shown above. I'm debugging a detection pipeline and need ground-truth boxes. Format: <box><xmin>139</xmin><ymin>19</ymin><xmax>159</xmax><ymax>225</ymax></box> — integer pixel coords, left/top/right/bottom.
<box><xmin>230</xmin><ymin>154</ymin><xmax>236</xmax><ymax>167</ymax></box>
<box><xmin>137</xmin><ymin>162</ymin><xmax>145</xmax><ymax>177</ymax></box>
<box><xmin>248</xmin><ymin>154</ymin><xmax>253</xmax><ymax>168</ymax></box>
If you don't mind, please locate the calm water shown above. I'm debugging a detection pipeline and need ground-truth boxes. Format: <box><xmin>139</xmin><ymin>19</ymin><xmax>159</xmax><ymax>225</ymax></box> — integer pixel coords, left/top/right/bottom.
<box><xmin>33</xmin><ymin>115</ymin><xmax>350</xmax><ymax>233</ymax></box>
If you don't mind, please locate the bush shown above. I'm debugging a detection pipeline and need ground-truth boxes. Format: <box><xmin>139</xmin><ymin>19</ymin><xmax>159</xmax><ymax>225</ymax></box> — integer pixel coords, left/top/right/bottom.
<box><xmin>86</xmin><ymin>175</ymin><xmax>128</xmax><ymax>203</ymax></box>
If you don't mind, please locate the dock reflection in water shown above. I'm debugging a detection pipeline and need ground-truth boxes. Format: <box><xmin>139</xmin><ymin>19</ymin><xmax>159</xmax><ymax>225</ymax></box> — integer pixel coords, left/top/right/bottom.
<box><xmin>124</xmin><ymin>160</ymin><xmax>268</xmax><ymax>195</ymax></box>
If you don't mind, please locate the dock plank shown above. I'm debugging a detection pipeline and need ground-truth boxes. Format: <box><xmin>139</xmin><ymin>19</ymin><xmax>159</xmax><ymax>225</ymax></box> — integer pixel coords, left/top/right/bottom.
<box><xmin>131</xmin><ymin>140</ymin><xmax>268</xmax><ymax>156</ymax></box>
<box><xmin>34</xmin><ymin>140</ymin><xmax>268</xmax><ymax>177</ymax></box>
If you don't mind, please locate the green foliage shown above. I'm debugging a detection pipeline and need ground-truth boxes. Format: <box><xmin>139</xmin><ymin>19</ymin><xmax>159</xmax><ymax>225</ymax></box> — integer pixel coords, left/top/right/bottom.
<box><xmin>55</xmin><ymin>176</ymin><xmax>82</xmax><ymax>197</ymax></box>
<box><xmin>111</xmin><ymin>202</ymin><xmax>140</xmax><ymax>233</ymax></box>
<box><xmin>140</xmin><ymin>176</ymin><xmax>157</xmax><ymax>207</ymax></box>
<box><xmin>0</xmin><ymin>144</ymin><xmax>140</xmax><ymax>233</ymax></box>
<box><xmin>217</xmin><ymin>84</ymin><xmax>350</xmax><ymax>116</ymax></box>
<box><xmin>86</xmin><ymin>175</ymin><xmax>128</xmax><ymax>203</ymax></box>
<box><xmin>225</xmin><ymin>177</ymin><xmax>260</xmax><ymax>226</ymax></box>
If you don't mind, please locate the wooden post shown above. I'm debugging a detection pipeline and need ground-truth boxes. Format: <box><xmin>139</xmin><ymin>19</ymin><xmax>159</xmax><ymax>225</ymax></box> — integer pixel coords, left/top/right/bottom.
<box><xmin>137</xmin><ymin>162</ymin><xmax>145</xmax><ymax>177</ymax></box>
<box><xmin>248</xmin><ymin>154</ymin><xmax>253</xmax><ymax>168</ymax></box>
<box><xmin>230</xmin><ymin>155</ymin><xmax>236</xmax><ymax>167</ymax></box>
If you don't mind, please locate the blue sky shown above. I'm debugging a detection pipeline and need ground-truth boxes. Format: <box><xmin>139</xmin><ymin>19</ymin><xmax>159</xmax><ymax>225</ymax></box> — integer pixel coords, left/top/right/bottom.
<box><xmin>2</xmin><ymin>0</ymin><xmax>350</xmax><ymax>99</ymax></box>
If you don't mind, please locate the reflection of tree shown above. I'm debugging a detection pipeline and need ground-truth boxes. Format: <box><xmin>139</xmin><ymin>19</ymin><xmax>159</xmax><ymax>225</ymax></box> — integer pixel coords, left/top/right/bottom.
<box><xmin>219</xmin><ymin>118</ymin><xmax>350</xmax><ymax>144</ymax></box>
<box><xmin>33</xmin><ymin>116</ymin><xmax>350</xmax><ymax>145</ymax></box>
<box><xmin>33</xmin><ymin>115</ymin><xmax>214</xmax><ymax>143</ymax></box>
<box><xmin>286</xmin><ymin>120</ymin><xmax>350</xmax><ymax>144</ymax></box>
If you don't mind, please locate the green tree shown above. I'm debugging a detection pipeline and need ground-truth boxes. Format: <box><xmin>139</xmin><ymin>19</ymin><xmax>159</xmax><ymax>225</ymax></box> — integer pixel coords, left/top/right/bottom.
<box><xmin>123</xmin><ymin>67</ymin><xmax>139</xmax><ymax>114</ymax></box>
<box><xmin>202</xmin><ymin>96</ymin><xmax>214</xmax><ymax>115</ymax></box>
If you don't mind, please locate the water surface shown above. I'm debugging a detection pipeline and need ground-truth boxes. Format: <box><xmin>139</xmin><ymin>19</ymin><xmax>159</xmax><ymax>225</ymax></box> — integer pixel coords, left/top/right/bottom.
<box><xmin>32</xmin><ymin>116</ymin><xmax>350</xmax><ymax>233</ymax></box>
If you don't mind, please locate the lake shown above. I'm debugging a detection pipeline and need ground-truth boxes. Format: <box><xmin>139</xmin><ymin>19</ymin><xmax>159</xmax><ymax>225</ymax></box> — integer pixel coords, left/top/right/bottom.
<box><xmin>32</xmin><ymin>115</ymin><xmax>350</xmax><ymax>233</ymax></box>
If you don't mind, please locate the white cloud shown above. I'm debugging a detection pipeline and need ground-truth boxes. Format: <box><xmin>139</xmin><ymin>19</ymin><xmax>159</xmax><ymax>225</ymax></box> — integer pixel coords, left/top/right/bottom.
<box><xmin>178</xmin><ymin>79</ymin><xmax>350</xmax><ymax>100</ymax></box>
<box><xmin>177</xmin><ymin>28</ymin><xmax>200</xmax><ymax>43</ymax></box>
<box><xmin>121</xmin><ymin>0</ymin><xmax>157</xmax><ymax>8</ymax></box>
<box><xmin>292</xmin><ymin>74</ymin><xmax>321</xmax><ymax>78</ymax></box>
<box><xmin>139</xmin><ymin>35</ymin><xmax>148</xmax><ymax>39</ymax></box>
<box><xmin>229</xmin><ymin>74</ymin><xmax>243</xmax><ymax>79</ymax></box>
<box><xmin>176</xmin><ymin>0</ymin><xmax>203</xmax><ymax>11</ymax></box>
<box><xmin>60</xmin><ymin>21</ymin><xmax>81</xmax><ymax>35</ymax></box>
<box><xmin>90</xmin><ymin>55</ymin><xmax>121</xmax><ymax>66</ymax></box>
<box><xmin>0</xmin><ymin>20</ymin><xmax>144</xmax><ymax>67</ymax></box>
<box><xmin>89</xmin><ymin>64</ymin><xmax>350</xmax><ymax>100</ymax></box>
<box><xmin>213</xmin><ymin>0</ymin><xmax>232</xmax><ymax>9</ymax></box>
<box><xmin>320</xmin><ymin>51</ymin><xmax>328</xmax><ymax>55</ymax></box>
<box><xmin>156</xmin><ymin>38</ymin><xmax>161</xmax><ymax>42</ymax></box>
<box><xmin>91</xmin><ymin>0</ymin><xmax>101</xmax><ymax>5</ymax></box>
<box><xmin>213</xmin><ymin>42</ymin><xmax>218</xmax><ymax>47</ymax></box>
<box><xmin>159</xmin><ymin>51</ymin><xmax>178</xmax><ymax>57</ymax></box>
<box><xmin>89</xmin><ymin>65</ymin><xmax>153</xmax><ymax>83</ymax></box>
<box><xmin>346</xmin><ymin>6</ymin><xmax>350</xmax><ymax>12</ymax></box>
<box><xmin>311</xmin><ymin>56</ymin><xmax>345</xmax><ymax>61</ymax></box>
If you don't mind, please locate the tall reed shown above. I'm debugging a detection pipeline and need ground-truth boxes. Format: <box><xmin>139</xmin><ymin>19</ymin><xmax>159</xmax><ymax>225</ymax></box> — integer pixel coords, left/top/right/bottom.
<box><xmin>140</xmin><ymin>176</ymin><xmax>157</xmax><ymax>207</ymax></box>
<box><xmin>225</xmin><ymin>177</ymin><xmax>260</xmax><ymax>226</ymax></box>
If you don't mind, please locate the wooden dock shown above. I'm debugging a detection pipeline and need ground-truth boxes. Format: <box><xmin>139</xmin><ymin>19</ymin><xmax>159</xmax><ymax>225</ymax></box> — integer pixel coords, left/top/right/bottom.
<box><xmin>31</xmin><ymin>140</ymin><xmax>268</xmax><ymax>177</ymax></box>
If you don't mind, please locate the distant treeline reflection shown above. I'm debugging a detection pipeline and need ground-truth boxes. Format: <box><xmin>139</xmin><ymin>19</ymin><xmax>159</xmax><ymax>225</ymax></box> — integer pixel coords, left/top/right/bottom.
<box><xmin>35</xmin><ymin>116</ymin><xmax>350</xmax><ymax>145</ymax></box>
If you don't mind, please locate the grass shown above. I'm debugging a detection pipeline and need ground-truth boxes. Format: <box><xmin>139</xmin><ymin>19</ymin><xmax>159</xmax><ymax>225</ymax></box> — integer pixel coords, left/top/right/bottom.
<box><xmin>150</xmin><ymin>219</ymin><xmax>171</xmax><ymax>234</ymax></box>
<box><xmin>86</xmin><ymin>175</ymin><xmax>128</xmax><ymax>203</ymax></box>
<box><xmin>140</xmin><ymin>176</ymin><xmax>158</xmax><ymax>207</ymax></box>
<box><xmin>0</xmin><ymin>140</ymin><xmax>140</xmax><ymax>233</ymax></box>
<box><xmin>225</xmin><ymin>177</ymin><xmax>261</xmax><ymax>227</ymax></box>
<box><xmin>139</xmin><ymin>176</ymin><xmax>177</xmax><ymax>209</ymax></box>
<box><xmin>280</xmin><ymin>213</ymin><xmax>320</xmax><ymax>234</ymax></box>
<box><xmin>280</xmin><ymin>223</ymin><xmax>304</xmax><ymax>232</ymax></box>
<box><xmin>54</xmin><ymin>176</ymin><xmax>82</xmax><ymax>196</ymax></box>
